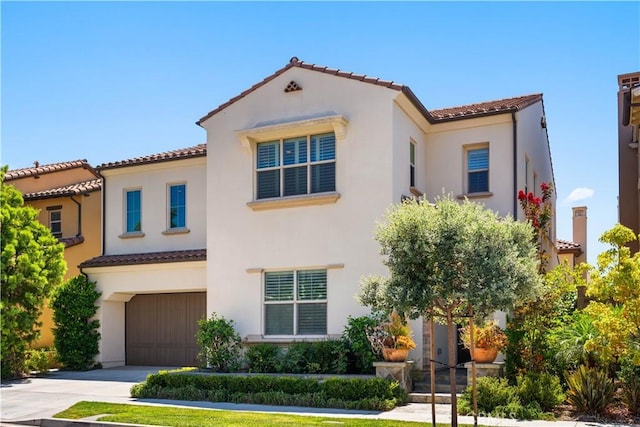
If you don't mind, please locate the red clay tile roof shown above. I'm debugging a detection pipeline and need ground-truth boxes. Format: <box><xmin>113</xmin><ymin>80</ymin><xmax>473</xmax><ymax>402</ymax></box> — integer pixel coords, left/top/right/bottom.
<box><xmin>429</xmin><ymin>94</ymin><xmax>543</xmax><ymax>121</ymax></box>
<box><xmin>4</xmin><ymin>159</ymin><xmax>101</xmax><ymax>181</ymax></box>
<box><xmin>59</xmin><ymin>235</ymin><xmax>85</xmax><ymax>248</ymax></box>
<box><xmin>196</xmin><ymin>57</ymin><xmax>543</xmax><ymax>126</ymax></box>
<box><xmin>98</xmin><ymin>144</ymin><xmax>206</xmax><ymax>171</ymax></box>
<box><xmin>79</xmin><ymin>249</ymin><xmax>206</xmax><ymax>268</ymax></box>
<box><xmin>556</xmin><ymin>239</ymin><xmax>582</xmax><ymax>254</ymax></box>
<box><xmin>22</xmin><ymin>179</ymin><xmax>102</xmax><ymax>201</ymax></box>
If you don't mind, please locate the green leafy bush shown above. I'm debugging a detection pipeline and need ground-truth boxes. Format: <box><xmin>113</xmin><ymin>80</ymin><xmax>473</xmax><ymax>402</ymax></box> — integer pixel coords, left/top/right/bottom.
<box><xmin>516</xmin><ymin>372</ymin><xmax>565</xmax><ymax>412</ymax></box>
<box><xmin>278</xmin><ymin>341</ymin><xmax>348</xmax><ymax>374</ymax></box>
<box><xmin>565</xmin><ymin>365</ymin><xmax>615</xmax><ymax>415</ymax></box>
<box><xmin>618</xmin><ymin>358</ymin><xmax>640</xmax><ymax>415</ymax></box>
<box><xmin>342</xmin><ymin>313</ymin><xmax>385</xmax><ymax>374</ymax></box>
<box><xmin>457</xmin><ymin>376</ymin><xmax>554</xmax><ymax>420</ymax></box>
<box><xmin>24</xmin><ymin>348</ymin><xmax>51</xmax><ymax>374</ymax></box>
<box><xmin>245</xmin><ymin>343</ymin><xmax>281</xmax><ymax>373</ymax></box>
<box><xmin>195</xmin><ymin>313</ymin><xmax>241</xmax><ymax>372</ymax></box>
<box><xmin>51</xmin><ymin>275</ymin><xmax>101</xmax><ymax>370</ymax></box>
<box><xmin>131</xmin><ymin>371</ymin><xmax>405</xmax><ymax>411</ymax></box>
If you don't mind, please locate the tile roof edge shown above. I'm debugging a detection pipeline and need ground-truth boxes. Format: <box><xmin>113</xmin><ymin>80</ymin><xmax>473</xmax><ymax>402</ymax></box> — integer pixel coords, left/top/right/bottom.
<box><xmin>196</xmin><ymin>57</ymin><xmax>405</xmax><ymax>126</ymax></box>
<box><xmin>22</xmin><ymin>179</ymin><xmax>102</xmax><ymax>201</ymax></box>
<box><xmin>4</xmin><ymin>159</ymin><xmax>101</xmax><ymax>181</ymax></box>
<box><xmin>79</xmin><ymin>249</ymin><xmax>207</xmax><ymax>268</ymax></box>
<box><xmin>97</xmin><ymin>144</ymin><xmax>207</xmax><ymax>171</ymax></box>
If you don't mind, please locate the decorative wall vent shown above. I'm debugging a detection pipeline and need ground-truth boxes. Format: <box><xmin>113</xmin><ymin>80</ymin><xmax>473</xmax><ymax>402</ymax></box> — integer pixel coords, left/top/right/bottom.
<box><xmin>284</xmin><ymin>80</ymin><xmax>302</xmax><ymax>93</ymax></box>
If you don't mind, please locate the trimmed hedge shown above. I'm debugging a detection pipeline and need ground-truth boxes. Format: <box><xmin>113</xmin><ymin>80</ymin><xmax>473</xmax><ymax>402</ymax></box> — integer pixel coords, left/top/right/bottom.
<box><xmin>131</xmin><ymin>371</ymin><xmax>406</xmax><ymax>411</ymax></box>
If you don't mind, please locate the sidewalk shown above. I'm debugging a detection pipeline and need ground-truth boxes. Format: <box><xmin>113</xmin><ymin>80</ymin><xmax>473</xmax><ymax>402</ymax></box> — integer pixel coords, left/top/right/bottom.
<box><xmin>0</xmin><ymin>367</ymin><xmax>631</xmax><ymax>427</ymax></box>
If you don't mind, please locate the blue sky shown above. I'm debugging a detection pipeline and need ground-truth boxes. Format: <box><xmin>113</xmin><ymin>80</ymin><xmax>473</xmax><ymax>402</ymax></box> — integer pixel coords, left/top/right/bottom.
<box><xmin>2</xmin><ymin>1</ymin><xmax>639</xmax><ymax>264</ymax></box>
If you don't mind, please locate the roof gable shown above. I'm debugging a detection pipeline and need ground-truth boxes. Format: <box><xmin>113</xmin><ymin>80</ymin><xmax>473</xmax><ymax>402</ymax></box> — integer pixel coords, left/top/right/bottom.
<box><xmin>196</xmin><ymin>57</ymin><xmax>543</xmax><ymax>127</ymax></box>
<box><xmin>4</xmin><ymin>159</ymin><xmax>100</xmax><ymax>182</ymax></box>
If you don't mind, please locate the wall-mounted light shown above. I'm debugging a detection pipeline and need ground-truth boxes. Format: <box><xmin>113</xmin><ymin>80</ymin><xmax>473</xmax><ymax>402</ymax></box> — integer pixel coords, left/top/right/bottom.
<box><xmin>540</xmin><ymin>116</ymin><xmax>547</xmax><ymax>129</ymax></box>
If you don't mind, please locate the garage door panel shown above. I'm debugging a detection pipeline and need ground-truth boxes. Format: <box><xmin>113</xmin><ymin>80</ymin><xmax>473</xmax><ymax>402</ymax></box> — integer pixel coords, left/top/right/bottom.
<box><xmin>126</xmin><ymin>292</ymin><xmax>205</xmax><ymax>366</ymax></box>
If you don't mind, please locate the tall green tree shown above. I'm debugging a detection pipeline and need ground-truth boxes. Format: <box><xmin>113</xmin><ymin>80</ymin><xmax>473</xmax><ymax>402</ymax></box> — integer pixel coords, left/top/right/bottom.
<box><xmin>358</xmin><ymin>195</ymin><xmax>542</xmax><ymax>426</ymax></box>
<box><xmin>1</xmin><ymin>167</ymin><xmax>66</xmax><ymax>378</ymax></box>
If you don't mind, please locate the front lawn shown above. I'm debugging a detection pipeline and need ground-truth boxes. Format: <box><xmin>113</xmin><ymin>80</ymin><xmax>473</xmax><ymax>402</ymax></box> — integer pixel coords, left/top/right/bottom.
<box><xmin>54</xmin><ymin>401</ymin><xmax>437</xmax><ymax>426</ymax></box>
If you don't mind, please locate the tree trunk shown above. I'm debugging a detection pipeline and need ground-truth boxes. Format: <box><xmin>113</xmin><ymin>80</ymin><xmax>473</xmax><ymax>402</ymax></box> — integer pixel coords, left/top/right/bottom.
<box><xmin>447</xmin><ymin>308</ymin><xmax>458</xmax><ymax>427</ymax></box>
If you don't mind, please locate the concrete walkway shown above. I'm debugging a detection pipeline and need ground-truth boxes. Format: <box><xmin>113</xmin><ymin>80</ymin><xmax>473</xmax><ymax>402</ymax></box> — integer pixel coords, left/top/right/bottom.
<box><xmin>0</xmin><ymin>367</ymin><xmax>631</xmax><ymax>427</ymax></box>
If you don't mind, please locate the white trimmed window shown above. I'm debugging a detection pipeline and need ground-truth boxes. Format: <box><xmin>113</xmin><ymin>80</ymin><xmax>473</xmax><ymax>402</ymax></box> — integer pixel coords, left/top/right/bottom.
<box><xmin>48</xmin><ymin>208</ymin><xmax>62</xmax><ymax>238</ymax></box>
<box><xmin>256</xmin><ymin>132</ymin><xmax>336</xmax><ymax>200</ymax></box>
<box><xmin>125</xmin><ymin>189</ymin><xmax>142</xmax><ymax>233</ymax></box>
<box><xmin>168</xmin><ymin>183</ymin><xmax>186</xmax><ymax>229</ymax></box>
<box><xmin>264</xmin><ymin>269</ymin><xmax>327</xmax><ymax>336</ymax></box>
<box><xmin>410</xmin><ymin>140</ymin><xmax>416</xmax><ymax>188</ymax></box>
<box><xmin>467</xmin><ymin>147</ymin><xmax>489</xmax><ymax>193</ymax></box>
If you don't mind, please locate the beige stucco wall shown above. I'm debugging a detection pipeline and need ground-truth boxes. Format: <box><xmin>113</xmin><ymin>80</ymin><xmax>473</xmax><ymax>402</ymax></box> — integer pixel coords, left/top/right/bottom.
<box><xmin>202</xmin><ymin>67</ymin><xmax>418</xmax><ymax>358</ymax></box>
<box><xmin>9</xmin><ymin>167</ymin><xmax>96</xmax><ymax>195</ymax></box>
<box><xmin>102</xmin><ymin>157</ymin><xmax>206</xmax><ymax>255</ymax></box>
<box><xmin>85</xmin><ymin>261</ymin><xmax>206</xmax><ymax>368</ymax></box>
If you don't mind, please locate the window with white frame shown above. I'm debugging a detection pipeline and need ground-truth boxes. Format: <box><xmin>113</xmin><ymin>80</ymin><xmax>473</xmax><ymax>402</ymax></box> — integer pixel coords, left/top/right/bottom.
<box><xmin>48</xmin><ymin>208</ymin><xmax>62</xmax><ymax>238</ymax></box>
<box><xmin>125</xmin><ymin>189</ymin><xmax>142</xmax><ymax>233</ymax></box>
<box><xmin>410</xmin><ymin>140</ymin><xmax>416</xmax><ymax>188</ymax></box>
<box><xmin>256</xmin><ymin>132</ymin><xmax>335</xmax><ymax>199</ymax></box>
<box><xmin>168</xmin><ymin>183</ymin><xmax>186</xmax><ymax>229</ymax></box>
<box><xmin>264</xmin><ymin>269</ymin><xmax>327</xmax><ymax>335</ymax></box>
<box><xmin>467</xmin><ymin>147</ymin><xmax>489</xmax><ymax>193</ymax></box>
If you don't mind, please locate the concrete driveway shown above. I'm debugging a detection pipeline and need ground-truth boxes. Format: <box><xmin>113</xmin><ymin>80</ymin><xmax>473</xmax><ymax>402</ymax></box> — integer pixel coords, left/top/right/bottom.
<box><xmin>0</xmin><ymin>366</ymin><xmax>174</xmax><ymax>423</ymax></box>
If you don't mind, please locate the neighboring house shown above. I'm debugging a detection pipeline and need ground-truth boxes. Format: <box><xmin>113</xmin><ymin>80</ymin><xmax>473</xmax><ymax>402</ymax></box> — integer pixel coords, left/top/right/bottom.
<box><xmin>4</xmin><ymin>160</ymin><xmax>103</xmax><ymax>348</ymax></box>
<box><xmin>80</xmin><ymin>145</ymin><xmax>207</xmax><ymax>368</ymax></box>
<box><xmin>556</xmin><ymin>206</ymin><xmax>588</xmax><ymax>309</ymax></box>
<box><xmin>617</xmin><ymin>72</ymin><xmax>640</xmax><ymax>254</ymax></box>
<box><xmin>196</xmin><ymin>58</ymin><xmax>557</xmax><ymax>371</ymax></box>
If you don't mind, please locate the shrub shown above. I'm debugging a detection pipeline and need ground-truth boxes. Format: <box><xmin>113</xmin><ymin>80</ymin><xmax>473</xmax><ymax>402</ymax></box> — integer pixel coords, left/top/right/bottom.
<box><xmin>195</xmin><ymin>313</ymin><xmax>241</xmax><ymax>372</ymax></box>
<box><xmin>516</xmin><ymin>372</ymin><xmax>565</xmax><ymax>412</ymax></box>
<box><xmin>618</xmin><ymin>357</ymin><xmax>640</xmax><ymax>415</ymax></box>
<box><xmin>24</xmin><ymin>348</ymin><xmax>51</xmax><ymax>374</ymax></box>
<box><xmin>565</xmin><ymin>365</ymin><xmax>615</xmax><ymax>415</ymax></box>
<box><xmin>130</xmin><ymin>372</ymin><xmax>405</xmax><ymax>411</ymax></box>
<box><xmin>342</xmin><ymin>313</ymin><xmax>385</xmax><ymax>374</ymax></box>
<box><xmin>245</xmin><ymin>343</ymin><xmax>281</xmax><ymax>373</ymax></box>
<box><xmin>51</xmin><ymin>275</ymin><xmax>101</xmax><ymax>370</ymax></box>
<box><xmin>278</xmin><ymin>340</ymin><xmax>348</xmax><ymax>374</ymax></box>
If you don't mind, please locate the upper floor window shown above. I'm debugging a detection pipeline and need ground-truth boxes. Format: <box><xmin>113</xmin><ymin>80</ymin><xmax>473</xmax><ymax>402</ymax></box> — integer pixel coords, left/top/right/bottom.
<box><xmin>467</xmin><ymin>147</ymin><xmax>489</xmax><ymax>193</ymax></box>
<box><xmin>264</xmin><ymin>269</ymin><xmax>327</xmax><ymax>336</ymax></box>
<box><xmin>256</xmin><ymin>132</ymin><xmax>335</xmax><ymax>200</ymax></box>
<box><xmin>410</xmin><ymin>140</ymin><xmax>416</xmax><ymax>188</ymax></box>
<box><xmin>169</xmin><ymin>183</ymin><xmax>186</xmax><ymax>229</ymax></box>
<box><xmin>125</xmin><ymin>189</ymin><xmax>142</xmax><ymax>233</ymax></box>
<box><xmin>48</xmin><ymin>208</ymin><xmax>62</xmax><ymax>238</ymax></box>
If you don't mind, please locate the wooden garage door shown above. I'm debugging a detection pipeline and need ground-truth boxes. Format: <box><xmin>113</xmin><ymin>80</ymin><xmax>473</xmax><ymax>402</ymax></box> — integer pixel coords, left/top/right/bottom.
<box><xmin>126</xmin><ymin>292</ymin><xmax>206</xmax><ymax>366</ymax></box>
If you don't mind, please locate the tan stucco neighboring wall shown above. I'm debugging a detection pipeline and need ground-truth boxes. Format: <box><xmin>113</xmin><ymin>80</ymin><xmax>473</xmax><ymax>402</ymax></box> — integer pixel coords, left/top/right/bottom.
<box><xmin>8</xmin><ymin>167</ymin><xmax>97</xmax><ymax>195</ymax></box>
<box><xmin>85</xmin><ymin>261</ymin><xmax>206</xmax><ymax>367</ymax></box>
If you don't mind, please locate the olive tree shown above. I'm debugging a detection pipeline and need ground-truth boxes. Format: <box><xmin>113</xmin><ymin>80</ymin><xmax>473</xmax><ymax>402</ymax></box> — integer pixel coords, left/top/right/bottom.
<box><xmin>358</xmin><ymin>195</ymin><xmax>542</xmax><ymax>426</ymax></box>
<box><xmin>1</xmin><ymin>167</ymin><xmax>66</xmax><ymax>378</ymax></box>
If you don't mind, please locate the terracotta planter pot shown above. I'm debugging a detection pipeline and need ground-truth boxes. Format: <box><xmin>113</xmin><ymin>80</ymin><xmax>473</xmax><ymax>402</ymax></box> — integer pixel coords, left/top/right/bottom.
<box><xmin>473</xmin><ymin>347</ymin><xmax>499</xmax><ymax>363</ymax></box>
<box><xmin>382</xmin><ymin>347</ymin><xmax>409</xmax><ymax>362</ymax></box>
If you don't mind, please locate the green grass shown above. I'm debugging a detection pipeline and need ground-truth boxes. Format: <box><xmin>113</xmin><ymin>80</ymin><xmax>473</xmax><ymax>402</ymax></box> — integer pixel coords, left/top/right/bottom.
<box><xmin>53</xmin><ymin>401</ymin><xmax>445</xmax><ymax>426</ymax></box>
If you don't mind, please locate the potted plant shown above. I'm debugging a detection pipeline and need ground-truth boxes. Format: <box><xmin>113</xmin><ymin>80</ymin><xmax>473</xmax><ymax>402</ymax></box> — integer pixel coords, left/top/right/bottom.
<box><xmin>368</xmin><ymin>311</ymin><xmax>416</xmax><ymax>362</ymax></box>
<box><xmin>460</xmin><ymin>320</ymin><xmax>507</xmax><ymax>363</ymax></box>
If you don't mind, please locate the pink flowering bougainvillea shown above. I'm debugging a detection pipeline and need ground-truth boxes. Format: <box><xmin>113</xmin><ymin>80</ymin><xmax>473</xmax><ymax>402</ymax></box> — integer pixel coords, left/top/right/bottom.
<box><xmin>518</xmin><ymin>182</ymin><xmax>553</xmax><ymax>273</ymax></box>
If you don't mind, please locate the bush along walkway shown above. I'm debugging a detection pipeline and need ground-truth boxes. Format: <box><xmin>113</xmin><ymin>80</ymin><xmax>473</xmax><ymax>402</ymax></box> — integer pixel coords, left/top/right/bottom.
<box><xmin>130</xmin><ymin>370</ymin><xmax>407</xmax><ymax>411</ymax></box>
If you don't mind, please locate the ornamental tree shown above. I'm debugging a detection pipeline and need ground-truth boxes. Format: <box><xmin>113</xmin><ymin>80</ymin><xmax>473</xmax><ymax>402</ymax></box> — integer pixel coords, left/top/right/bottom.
<box><xmin>1</xmin><ymin>167</ymin><xmax>66</xmax><ymax>378</ymax></box>
<box><xmin>583</xmin><ymin>224</ymin><xmax>640</xmax><ymax>366</ymax></box>
<box><xmin>358</xmin><ymin>194</ymin><xmax>542</xmax><ymax>425</ymax></box>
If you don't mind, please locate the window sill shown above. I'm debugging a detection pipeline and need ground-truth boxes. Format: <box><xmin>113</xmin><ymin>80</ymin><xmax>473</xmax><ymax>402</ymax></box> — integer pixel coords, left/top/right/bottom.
<box><xmin>243</xmin><ymin>334</ymin><xmax>341</xmax><ymax>344</ymax></box>
<box><xmin>456</xmin><ymin>191</ymin><xmax>493</xmax><ymax>200</ymax></box>
<box><xmin>410</xmin><ymin>186</ymin><xmax>424</xmax><ymax>197</ymax></box>
<box><xmin>118</xmin><ymin>231</ymin><xmax>145</xmax><ymax>239</ymax></box>
<box><xmin>247</xmin><ymin>192</ymin><xmax>340</xmax><ymax>211</ymax></box>
<box><xmin>162</xmin><ymin>228</ymin><xmax>190</xmax><ymax>235</ymax></box>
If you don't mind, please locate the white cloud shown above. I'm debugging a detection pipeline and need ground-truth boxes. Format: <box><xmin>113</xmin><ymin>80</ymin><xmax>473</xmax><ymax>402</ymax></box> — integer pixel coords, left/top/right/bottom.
<box><xmin>563</xmin><ymin>187</ymin><xmax>594</xmax><ymax>204</ymax></box>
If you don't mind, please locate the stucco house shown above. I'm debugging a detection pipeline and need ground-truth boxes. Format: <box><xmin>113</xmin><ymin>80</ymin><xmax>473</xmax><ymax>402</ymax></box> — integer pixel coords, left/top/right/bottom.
<box><xmin>4</xmin><ymin>160</ymin><xmax>103</xmax><ymax>348</ymax></box>
<box><xmin>197</xmin><ymin>58</ymin><xmax>557</xmax><ymax>370</ymax></box>
<box><xmin>80</xmin><ymin>146</ymin><xmax>207</xmax><ymax>367</ymax></box>
<box><xmin>79</xmin><ymin>58</ymin><xmax>556</xmax><ymax>369</ymax></box>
